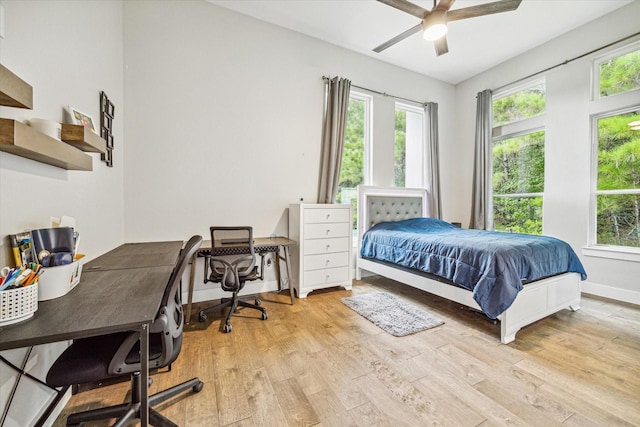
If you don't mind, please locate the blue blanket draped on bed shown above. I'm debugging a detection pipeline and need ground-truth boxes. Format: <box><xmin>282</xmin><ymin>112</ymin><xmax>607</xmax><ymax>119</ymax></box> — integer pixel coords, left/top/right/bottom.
<box><xmin>360</xmin><ymin>218</ymin><xmax>587</xmax><ymax>319</ymax></box>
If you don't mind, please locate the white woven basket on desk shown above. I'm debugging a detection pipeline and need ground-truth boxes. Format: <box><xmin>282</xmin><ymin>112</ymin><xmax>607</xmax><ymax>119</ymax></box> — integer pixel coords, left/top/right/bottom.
<box><xmin>0</xmin><ymin>283</ymin><xmax>38</xmax><ymax>326</ymax></box>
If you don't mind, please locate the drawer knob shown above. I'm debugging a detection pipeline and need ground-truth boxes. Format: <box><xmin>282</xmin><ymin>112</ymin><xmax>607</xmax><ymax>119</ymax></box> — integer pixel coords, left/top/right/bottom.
<box><xmin>325</xmin><ymin>259</ymin><xmax>330</xmax><ymax>265</ymax></box>
<box><xmin>326</xmin><ymin>214</ymin><xmax>331</xmax><ymax>219</ymax></box>
<box><xmin>325</xmin><ymin>244</ymin><xmax>331</xmax><ymax>251</ymax></box>
<box><xmin>326</xmin><ymin>229</ymin><xmax>330</xmax><ymax>235</ymax></box>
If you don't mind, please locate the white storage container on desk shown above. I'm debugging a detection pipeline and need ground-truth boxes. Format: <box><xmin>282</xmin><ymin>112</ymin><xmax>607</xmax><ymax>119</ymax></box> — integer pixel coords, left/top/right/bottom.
<box><xmin>38</xmin><ymin>254</ymin><xmax>85</xmax><ymax>301</ymax></box>
<box><xmin>0</xmin><ymin>283</ymin><xmax>39</xmax><ymax>326</ymax></box>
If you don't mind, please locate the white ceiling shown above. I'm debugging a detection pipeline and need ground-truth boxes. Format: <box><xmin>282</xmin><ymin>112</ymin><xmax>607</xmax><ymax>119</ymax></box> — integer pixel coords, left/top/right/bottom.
<box><xmin>207</xmin><ymin>0</ymin><xmax>632</xmax><ymax>85</ymax></box>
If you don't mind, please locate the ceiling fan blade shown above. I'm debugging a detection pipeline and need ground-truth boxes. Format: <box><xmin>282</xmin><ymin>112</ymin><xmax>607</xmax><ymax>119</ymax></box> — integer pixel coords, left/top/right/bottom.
<box><xmin>434</xmin><ymin>35</ymin><xmax>449</xmax><ymax>56</ymax></box>
<box><xmin>376</xmin><ymin>0</ymin><xmax>428</xmax><ymax>19</ymax></box>
<box><xmin>447</xmin><ymin>0</ymin><xmax>522</xmax><ymax>22</ymax></box>
<box><xmin>373</xmin><ymin>23</ymin><xmax>423</xmax><ymax>53</ymax></box>
<box><xmin>434</xmin><ymin>0</ymin><xmax>456</xmax><ymax>12</ymax></box>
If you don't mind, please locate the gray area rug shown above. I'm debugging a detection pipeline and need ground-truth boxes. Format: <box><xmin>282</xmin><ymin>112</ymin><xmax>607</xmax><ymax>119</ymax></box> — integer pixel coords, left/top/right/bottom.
<box><xmin>341</xmin><ymin>291</ymin><xmax>444</xmax><ymax>337</ymax></box>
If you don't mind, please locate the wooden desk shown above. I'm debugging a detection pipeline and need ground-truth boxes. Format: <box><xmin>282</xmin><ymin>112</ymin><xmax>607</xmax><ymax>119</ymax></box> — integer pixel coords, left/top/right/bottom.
<box><xmin>0</xmin><ymin>241</ymin><xmax>183</xmax><ymax>427</ymax></box>
<box><xmin>185</xmin><ymin>237</ymin><xmax>296</xmax><ymax>323</ymax></box>
<box><xmin>83</xmin><ymin>240</ymin><xmax>181</xmax><ymax>271</ymax></box>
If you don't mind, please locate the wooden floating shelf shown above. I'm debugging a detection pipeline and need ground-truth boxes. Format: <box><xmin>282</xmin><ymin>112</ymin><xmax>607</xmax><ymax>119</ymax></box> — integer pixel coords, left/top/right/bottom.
<box><xmin>0</xmin><ymin>64</ymin><xmax>33</xmax><ymax>109</ymax></box>
<box><xmin>0</xmin><ymin>119</ymin><xmax>92</xmax><ymax>171</ymax></box>
<box><xmin>61</xmin><ymin>123</ymin><xmax>106</xmax><ymax>153</ymax></box>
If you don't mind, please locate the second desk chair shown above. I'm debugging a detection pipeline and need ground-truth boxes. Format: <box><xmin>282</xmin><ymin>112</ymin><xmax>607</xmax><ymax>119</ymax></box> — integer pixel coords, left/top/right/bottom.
<box><xmin>198</xmin><ymin>226</ymin><xmax>268</xmax><ymax>333</ymax></box>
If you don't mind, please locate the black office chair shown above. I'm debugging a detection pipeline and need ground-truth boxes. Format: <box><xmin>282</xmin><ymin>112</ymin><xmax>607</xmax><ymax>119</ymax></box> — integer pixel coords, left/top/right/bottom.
<box><xmin>46</xmin><ymin>235</ymin><xmax>204</xmax><ymax>427</ymax></box>
<box><xmin>198</xmin><ymin>226</ymin><xmax>268</xmax><ymax>333</ymax></box>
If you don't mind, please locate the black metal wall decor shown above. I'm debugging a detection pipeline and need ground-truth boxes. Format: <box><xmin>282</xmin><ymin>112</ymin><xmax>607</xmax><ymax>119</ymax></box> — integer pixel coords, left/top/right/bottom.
<box><xmin>100</xmin><ymin>91</ymin><xmax>115</xmax><ymax>167</ymax></box>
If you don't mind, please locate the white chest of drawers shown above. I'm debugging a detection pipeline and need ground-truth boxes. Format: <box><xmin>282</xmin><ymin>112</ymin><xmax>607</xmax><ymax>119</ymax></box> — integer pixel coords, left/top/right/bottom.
<box><xmin>288</xmin><ymin>203</ymin><xmax>353</xmax><ymax>298</ymax></box>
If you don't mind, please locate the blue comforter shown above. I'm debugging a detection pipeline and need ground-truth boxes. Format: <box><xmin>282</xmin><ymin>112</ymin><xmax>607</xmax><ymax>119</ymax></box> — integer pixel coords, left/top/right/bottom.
<box><xmin>360</xmin><ymin>218</ymin><xmax>587</xmax><ymax>318</ymax></box>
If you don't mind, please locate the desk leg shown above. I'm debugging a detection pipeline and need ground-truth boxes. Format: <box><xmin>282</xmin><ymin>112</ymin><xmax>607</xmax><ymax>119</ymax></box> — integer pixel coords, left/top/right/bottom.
<box><xmin>186</xmin><ymin>252</ymin><xmax>197</xmax><ymax>325</ymax></box>
<box><xmin>274</xmin><ymin>248</ymin><xmax>282</xmax><ymax>291</ymax></box>
<box><xmin>140</xmin><ymin>324</ymin><xmax>149</xmax><ymax>426</ymax></box>
<box><xmin>283</xmin><ymin>246</ymin><xmax>295</xmax><ymax>305</ymax></box>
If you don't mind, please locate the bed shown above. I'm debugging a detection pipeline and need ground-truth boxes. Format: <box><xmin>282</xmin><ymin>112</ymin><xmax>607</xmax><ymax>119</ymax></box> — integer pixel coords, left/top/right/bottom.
<box><xmin>355</xmin><ymin>186</ymin><xmax>585</xmax><ymax>344</ymax></box>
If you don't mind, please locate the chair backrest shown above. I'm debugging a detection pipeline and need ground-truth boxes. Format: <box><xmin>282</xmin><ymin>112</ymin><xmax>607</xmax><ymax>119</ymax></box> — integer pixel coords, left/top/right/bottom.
<box><xmin>108</xmin><ymin>235</ymin><xmax>202</xmax><ymax>375</ymax></box>
<box><xmin>161</xmin><ymin>235</ymin><xmax>203</xmax><ymax>337</ymax></box>
<box><xmin>208</xmin><ymin>227</ymin><xmax>257</xmax><ymax>291</ymax></box>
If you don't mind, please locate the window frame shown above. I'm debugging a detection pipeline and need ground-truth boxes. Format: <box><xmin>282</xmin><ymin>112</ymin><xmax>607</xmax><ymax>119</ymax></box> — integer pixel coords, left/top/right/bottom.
<box><xmin>491</xmin><ymin>78</ymin><xmax>546</xmax><ymax>233</ymax></box>
<box><xmin>586</xmin><ymin>105</ymin><xmax>640</xmax><ymax>261</ymax></box>
<box><xmin>349</xmin><ymin>91</ymin><xmax>372</xmax><ymax>187</ymax></box>
<box><xmin>394</xmin><ymin>101</ymin><xmax>426</xmax><ymax>188</ymax></box>
<box><xmin>592</xmin><ymin>40</ymin><xmax>640</xmax><ymax>101</ymax></box>
<box><xmin>585</xmin><ymin>39</ymin><xmax>640</xmax><ymax>261</ymax></box>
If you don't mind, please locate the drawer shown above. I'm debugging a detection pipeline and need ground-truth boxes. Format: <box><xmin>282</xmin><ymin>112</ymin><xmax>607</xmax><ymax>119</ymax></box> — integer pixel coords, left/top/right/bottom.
<box><xmin>304</xmin><ymin>222</ymin><xmax>351</xmax><ymax>239</ymax></box>
<box><xmin>304</xmin><ymin>252</ymin><xmax>349</xmax><ymax>271</ymax></box>
<box><xmin>304</xmin><ymin>208</ymin><xmax>350</xmax><ymax>224</ymax></box>
<box><xmin>303</xmin><ymin>266</ymin><xmax>350</xmax><ymax>287</ymax></box>
<box><xmin>303</xmin><ymin>237</ymin><xmax>350</xmax><ymax>255</ymax></box>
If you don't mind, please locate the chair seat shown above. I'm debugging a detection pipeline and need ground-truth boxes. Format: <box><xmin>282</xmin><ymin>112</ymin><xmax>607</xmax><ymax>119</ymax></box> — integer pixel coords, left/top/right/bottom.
<box><xmin>47</xmin><ymin>332</ymin><xmax>164</xmax><ymax>387</ymax></box>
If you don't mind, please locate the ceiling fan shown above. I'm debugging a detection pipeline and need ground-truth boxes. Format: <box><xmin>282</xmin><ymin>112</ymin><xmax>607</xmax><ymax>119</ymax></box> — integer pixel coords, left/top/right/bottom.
<box><xmin>374</xmin><ymin>0</ymin><xmax>523</xmax><ymax>56</ymax></box>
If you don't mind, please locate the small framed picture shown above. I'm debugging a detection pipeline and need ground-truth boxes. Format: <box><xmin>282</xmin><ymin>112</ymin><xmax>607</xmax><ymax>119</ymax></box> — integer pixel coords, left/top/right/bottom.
<box><xmin>66</xmin><ymin>105</ymin><xmax>97</xmax><ymax>132</ymax></box>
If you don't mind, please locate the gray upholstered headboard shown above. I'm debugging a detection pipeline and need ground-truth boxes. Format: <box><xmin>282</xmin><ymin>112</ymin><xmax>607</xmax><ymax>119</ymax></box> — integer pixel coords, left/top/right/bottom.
<box><xmin>365</xmin><ymin>196</ymin><xmax>424</xmax><ymax>229</ymax></box>
<box><xmin>357</xmin><ymin>186</ymin><xmax>429</xmax><ymax>246</ymax></box>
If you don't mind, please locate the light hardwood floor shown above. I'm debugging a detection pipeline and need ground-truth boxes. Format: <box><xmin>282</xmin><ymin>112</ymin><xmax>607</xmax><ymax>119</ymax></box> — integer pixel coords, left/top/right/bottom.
<box><xmin>53</xmin><ymin>276</ymin><xmax>640</xmax><ymax>426</ymax></box>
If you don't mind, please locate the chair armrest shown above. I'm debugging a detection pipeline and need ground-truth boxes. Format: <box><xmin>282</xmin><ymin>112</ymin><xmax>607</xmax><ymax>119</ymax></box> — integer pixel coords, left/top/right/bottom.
<box><xmin>107</xmin><ymin>331</ymin><xmax>142</xmax><ymax>375</ymax></box>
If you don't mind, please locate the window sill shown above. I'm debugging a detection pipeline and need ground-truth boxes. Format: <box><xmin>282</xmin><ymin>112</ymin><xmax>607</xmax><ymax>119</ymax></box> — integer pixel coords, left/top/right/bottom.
<box><xmin>582</xmin><ymin>246</ymin><xmax>640</xmax><ymax>263</ymax></box>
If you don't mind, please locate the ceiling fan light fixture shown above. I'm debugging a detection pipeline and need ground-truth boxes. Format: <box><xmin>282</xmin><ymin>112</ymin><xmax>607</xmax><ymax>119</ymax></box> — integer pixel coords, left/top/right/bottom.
<box><xmin>422</xmin><ymin>10</ymin><xmax>447</xmax><ymax>41</ymax></box>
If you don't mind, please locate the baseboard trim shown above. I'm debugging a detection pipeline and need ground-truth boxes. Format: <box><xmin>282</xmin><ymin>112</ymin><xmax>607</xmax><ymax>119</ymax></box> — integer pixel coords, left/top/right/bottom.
<box><xmin>581</xmin><ymin>280</ymin><xmax>640</xmax><ymax>306</ymax></box>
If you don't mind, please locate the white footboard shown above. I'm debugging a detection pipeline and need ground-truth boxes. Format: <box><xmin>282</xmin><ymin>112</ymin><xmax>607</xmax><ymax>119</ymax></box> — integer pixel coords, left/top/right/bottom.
<box><xmin>358</xmin><ymin>256</ymin><xmax>581</xmax><ymax>343</ymax></box>
<box><xmin>498</xmin><ymin>272</ymin><xmax>581</xmax><ymax>343</ymax></box>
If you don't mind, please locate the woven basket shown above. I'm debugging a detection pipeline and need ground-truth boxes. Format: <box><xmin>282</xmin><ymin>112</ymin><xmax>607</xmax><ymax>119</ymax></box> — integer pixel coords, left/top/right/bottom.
<box><xmin>0</xmin><ymin>283</ymin><xmax>38</xmax><ymax>326</ymax></box>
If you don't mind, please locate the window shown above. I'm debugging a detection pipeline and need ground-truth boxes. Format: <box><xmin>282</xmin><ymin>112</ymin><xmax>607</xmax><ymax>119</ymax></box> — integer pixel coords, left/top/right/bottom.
<box><xmin>587</xmin><ymin>42</ymin><xmax>640</xmax><ymax>257</ymax></box>
<box><xmin>492</xmin><ymin>79</ymin><xmax>546</xmax><ymax>234</ymax></box>
<box><xmin>394</xmin><ymin>103</ymin><xmax>425</xmax><ymax>188</ymax></box>
<box><xmin>596</xmin><ymin>44</ymin><xmax>640</xmax><ymax>98</ymax></box>
<box><xmin>592</xmin><ymin>108</ymin><xmax>640</xmax><ymax>249</ymax></box>
<box><xmin>336</xmin><ymin>92</ymin><xmax>371</xmax><ymax>230</ymax></box>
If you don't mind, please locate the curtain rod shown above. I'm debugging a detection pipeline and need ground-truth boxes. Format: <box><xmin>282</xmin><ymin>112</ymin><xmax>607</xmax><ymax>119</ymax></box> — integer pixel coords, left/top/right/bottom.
<box><xmin>322</xmin><ymin>76</ymin><xmax>428</xmax><ymax>106</ymax></box>
<box><xmin>493</xmin><ymin>31</ymin><xmax>640</xmax><ymax>93</ymax></box>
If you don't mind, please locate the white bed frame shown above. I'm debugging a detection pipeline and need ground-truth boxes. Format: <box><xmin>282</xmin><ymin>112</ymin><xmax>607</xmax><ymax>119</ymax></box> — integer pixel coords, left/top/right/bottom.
<box><xmin>355</xmin><ymin>186</ymin><xmax>581</xmax><ymax>344</ymax></box>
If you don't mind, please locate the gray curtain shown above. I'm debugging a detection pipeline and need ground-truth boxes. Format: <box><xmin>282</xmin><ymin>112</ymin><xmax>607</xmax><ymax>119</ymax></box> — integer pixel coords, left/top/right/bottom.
<box><xmin>424</xmin><ymin>102</ymin><xmax>442</xmax><ymax>219</ymax></box>
<box><xmin>469</xmin><ymin>89</ymin><xmax>493</xmax><ymax>230</ymax></box>
<box><xmin>318</xmin><ymin>76</ymin><xmax>351</xmax><ymax>204</ymax></box>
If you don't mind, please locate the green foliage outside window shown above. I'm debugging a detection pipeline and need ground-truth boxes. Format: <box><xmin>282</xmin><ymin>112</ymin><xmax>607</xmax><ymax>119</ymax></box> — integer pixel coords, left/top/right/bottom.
<box><xmin>596</xmin><ymin>110</ymin><xmax>640</xmax><ymax>248</ymax></box>
<box><xmin>337</xmin><ymin>98</ymin><xmax>365</xmax><ymax>229</ymax></box>
<box><xmin>492</xmin><ymin>83</ymin><xmax>545</xmax><ymax>127</ymax></box>
<box><xmin>493</xmin><ymin>196</ymin><xmax>543</xmax><ymax>234</ymax></box>
<box><xmin>492</xmin><ymin>132</ymin><xmax>545</xmax><ymax>234</ymax></box>
<box><xmin>599</xmin><ymin>49</ymin><xmax>640</xmax><ymax>97</ymax></box>
<box><xmin>394</xmin><ymin>110</ymin><xmax>406</xmax><ymax>187</ymax></box>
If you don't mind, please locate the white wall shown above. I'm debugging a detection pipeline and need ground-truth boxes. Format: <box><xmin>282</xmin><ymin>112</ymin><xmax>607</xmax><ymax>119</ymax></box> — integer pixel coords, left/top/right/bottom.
<box><xmin>453</xmin><ymin>1</ymin><xmax>640</xmax><ymax>302</ymax></box>
<box><xmin>0</xmin><ymin>1</ymin><xmax>124</xmax><ymax>425</ymax></box>
<box><xmin>0</xmin><ymin>0</ymin><xmax>125</xmax><ymax>267</ymax></box>
<box><xmin>122</xmin><ymin>0</ymin><xmax>456</xmax><ymax>243</ymax></box>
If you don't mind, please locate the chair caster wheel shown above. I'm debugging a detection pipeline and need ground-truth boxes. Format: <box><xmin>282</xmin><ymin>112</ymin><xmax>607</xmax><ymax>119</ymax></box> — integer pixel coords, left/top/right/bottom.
<box><xmin>193</xmin><ymin>381</ymin><xmax>204</xmax><ymax>393</ymax></box>
<box><xmin>224</xmin><ymin>324</ymin><xmax>232</xmax><ymax>333</ymax></box>
<box><xmin>261</xmin><ymin>311</ymin><xmax>268</xmax><ymax>321</ymax></box>
<box><xmin>255</xmin><ymin>299</ymin><xmax>261</xmax><ymax>306</ymax></box>
<box><xmin>198</xmin><ymin>312</ymin><xmax>207</xmax><ymax>322</ymax></box>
